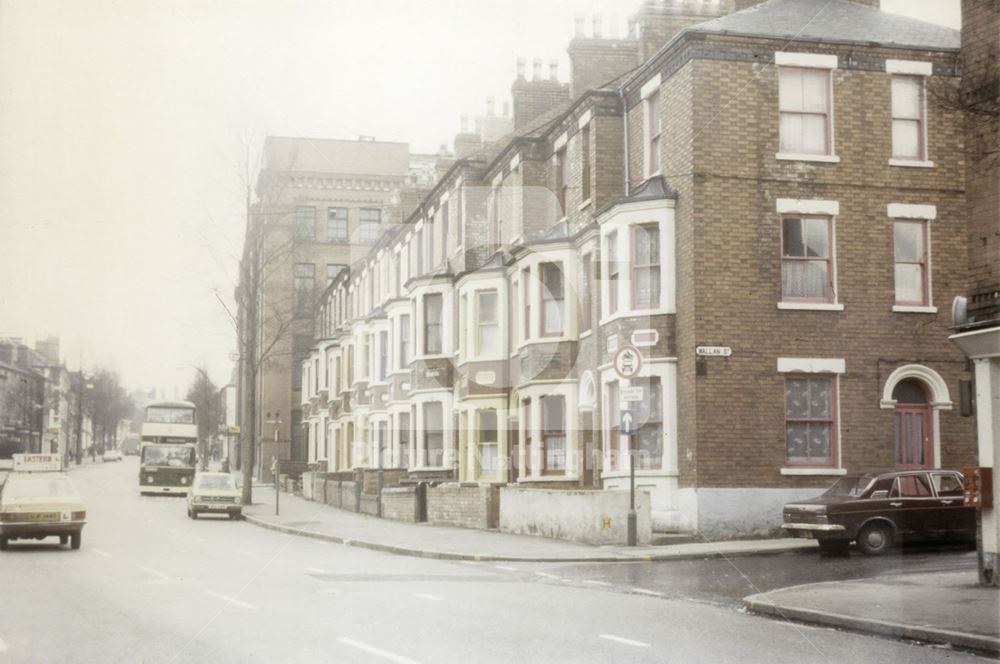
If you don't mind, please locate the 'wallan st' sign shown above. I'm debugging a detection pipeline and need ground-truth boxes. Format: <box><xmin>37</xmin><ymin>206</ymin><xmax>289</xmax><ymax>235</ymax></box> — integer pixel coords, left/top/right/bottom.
<box><xmin>696</xmin><ymin>346</ymin><xmax>732</xmax><ymax>357</ymax></box>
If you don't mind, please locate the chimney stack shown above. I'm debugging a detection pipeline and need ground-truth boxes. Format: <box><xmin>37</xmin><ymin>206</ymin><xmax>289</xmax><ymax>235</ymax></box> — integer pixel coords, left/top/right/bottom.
<box><xmin>549</xmin><ymin>60</ymin><xmax>559</xmax><ymax>81</ymax></box>
<box><xmin>574</xmin><ymin>13</ymin><xmax>585</xmax><ymax>37</ymax></box>
<box><xmin>516</xmin><ymin>57</ymin><xmax>526</xmax><ymax>80</ymax></box>
<box><xmin>592</xmin><ymin>14</ymin><xmax>603</xmax><ymax>39</ymax></box>
<box><xmin>511</xmin><ymin>55</ymin><xmax>571</xmax><ymax>129</ymax></box>
<box><xmin>532</xmin><ymin>58</ymin><xmax>542</xmax><ymax>81</ymax></box>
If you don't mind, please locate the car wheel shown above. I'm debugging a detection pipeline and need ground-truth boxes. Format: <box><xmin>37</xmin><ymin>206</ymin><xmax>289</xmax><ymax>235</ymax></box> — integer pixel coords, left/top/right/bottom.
<box><xmin>190</xmin><ymin>510</ymin><xmax>198</xmax><ymax>520</ymax></box>
<box><xmin>857</xmin><ymin>522</ymin><xmax>893</xmax><ymax>556</ymax></box>
<box><xmin>70</xmin><ymin>532</ymin><xmax>81</xmax><ymax>550</ymax></box>
<box><xmin>0</xmin><ymin>536</ymin><xmax>8</xmax><ymax>551</ymax></box>
<box><xmin>59</xmin><ymin>535</ymin><xmax>69</xmax><ymax>545</ymax></box>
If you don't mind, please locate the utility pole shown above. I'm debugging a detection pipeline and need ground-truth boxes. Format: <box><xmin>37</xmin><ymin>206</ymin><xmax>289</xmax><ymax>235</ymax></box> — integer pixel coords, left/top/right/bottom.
<box><xmin>74</xmin><ymin>372</ymin><xmax>84</xmax><ymax>465</ymax></box>
<box><xmin>240</xmin><ymin>179</ymin><xmax>259</xmax><ymax>507</ymax></box>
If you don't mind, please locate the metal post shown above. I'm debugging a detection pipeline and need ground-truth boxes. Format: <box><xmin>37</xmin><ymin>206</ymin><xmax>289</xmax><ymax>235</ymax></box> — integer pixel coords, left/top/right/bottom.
<box><xmin>377</xmin><ymin>469</ymin><xmax>384</xmax><ymax>518</ymax></box>
<box><xmin>271</xmin><ymin>456</ymin><xmax>280</xmax><ymax>516</ymax></box>
<box><xmin>627</xmin><ymin>434</ymin><xmax>637</xmax><ymax>547</ymax></box>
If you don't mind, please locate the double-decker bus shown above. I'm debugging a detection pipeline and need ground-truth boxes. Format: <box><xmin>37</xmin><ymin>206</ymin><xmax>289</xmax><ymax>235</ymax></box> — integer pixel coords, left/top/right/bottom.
<box><xmin>139</xmin><ymin>401</ymin><xmax>197</xmax><ymax>495</ymax></box>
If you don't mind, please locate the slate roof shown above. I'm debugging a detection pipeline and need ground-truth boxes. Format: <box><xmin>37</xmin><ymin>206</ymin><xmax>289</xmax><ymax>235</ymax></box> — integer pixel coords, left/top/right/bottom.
<box><xmin>689</xmin><ymin>0</ymin><xmax>959</xmax><ymax>52</ymax></box>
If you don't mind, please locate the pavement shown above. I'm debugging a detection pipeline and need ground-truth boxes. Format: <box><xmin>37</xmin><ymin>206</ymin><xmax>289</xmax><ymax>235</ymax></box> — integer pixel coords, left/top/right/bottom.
<box><xmin>241</xmin><ymin>484</ymin><xmax>818</xmax><ymax>563</ymax></box>
<box><xmin>242</xmin><ymin>485</ymin><xmax>1000</xmax><ymax>656</ymax></box>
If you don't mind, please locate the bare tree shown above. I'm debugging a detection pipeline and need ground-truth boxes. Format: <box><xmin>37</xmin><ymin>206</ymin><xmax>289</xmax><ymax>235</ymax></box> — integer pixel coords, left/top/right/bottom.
<box><xmin>82</xmin><ymin>369</ymin><xmax>133</xmax><ymax>458</ymax></box>
<box><xmin>185</xmin><ymin>367</ymin><xmax>220</xmax><ymax>470</ymax></box>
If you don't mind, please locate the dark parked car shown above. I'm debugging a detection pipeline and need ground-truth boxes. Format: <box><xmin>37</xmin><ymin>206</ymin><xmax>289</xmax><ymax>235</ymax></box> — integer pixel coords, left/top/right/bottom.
<box><xmin>782</xmin><ymin>470</ymin><xmax>975</xmax><ymax>555</ymax></box>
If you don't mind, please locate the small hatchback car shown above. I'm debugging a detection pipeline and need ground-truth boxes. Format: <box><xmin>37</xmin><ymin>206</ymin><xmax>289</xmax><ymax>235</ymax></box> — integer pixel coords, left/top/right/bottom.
<box><xmin>0</xmin><ymin>468</ymin><xmax>87</xmax><ymax>551</ymax></box>
<box><xmin>186</xmin><ymin>472</ymin><xmax>242</xmax><ymax>520</ymax></box>
<box><xmin>782</xmin><ymin>470</ymin><xmax>975</xmax><ymax>555</ymax></box>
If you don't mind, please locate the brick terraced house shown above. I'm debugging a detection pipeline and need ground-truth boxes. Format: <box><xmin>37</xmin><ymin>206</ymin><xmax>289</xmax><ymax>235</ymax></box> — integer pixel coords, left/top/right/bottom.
<box><xmin>300</xmin><ymin>0</ymin><xmax>978</xmax><ymax>537</ymax></box>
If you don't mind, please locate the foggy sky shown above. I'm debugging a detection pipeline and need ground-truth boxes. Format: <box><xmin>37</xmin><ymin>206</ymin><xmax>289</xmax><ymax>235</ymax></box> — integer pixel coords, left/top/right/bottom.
<box><xmin>0</xmin><ymin>0</ymin><xmax>961</xmax><ymax>395</ymax></box>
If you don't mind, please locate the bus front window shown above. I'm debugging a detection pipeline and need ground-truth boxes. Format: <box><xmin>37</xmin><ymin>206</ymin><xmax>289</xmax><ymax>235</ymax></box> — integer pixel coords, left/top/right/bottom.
<box><xmin>142</xmin><ymin>445</ymin><xmax>195</xmax><ymax>467</ymax></box>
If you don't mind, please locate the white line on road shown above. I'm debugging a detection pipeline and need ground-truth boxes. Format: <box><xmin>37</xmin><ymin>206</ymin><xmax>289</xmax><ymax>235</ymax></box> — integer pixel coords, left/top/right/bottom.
<box><xmin>203</xmin><ymin>590</ymin><xmax>259</xmax><ymax>610</ymax></box>
<box><xmin>414</xmin><ymin>593</ymin><xmax>444</xmax><ymax>602</ymax></box>
<box><xmin>0</xmin><ymin>637</ymin><xmax>8</xmax><ymax>652</ymax></box>
<box><xmin>599</xmin><ymin>634</ymin><xmax>652</xmax><ymax>648</ymax></box>
<box><xmin>316</xmin><ymin>588</ymin><xmax>342</xmax><ymax>595</ymax></box>
<box><xmin>137</xmin><ymin>566</ymin><xmax>170</xmax><ymax>581</ymax></box>
<box><xmin>337</xmin><ymin>637</ymin><xmax>422</xmax><ymax>664</ymax></box>
<box><xmin>494</xmin><ymin>565</ymin><xmax>518</xmax><ymax>571</ymax></box>
<box><xmin>630</xmin><ymin>587</ymin><xmax>664</xmax><ymax>597</ymax></box>
<box><xmin>583</xmin><ymin>580</ymin><xmax>611</xmax><ymax>587</ymax></box>
<box><xmin>534</xmin><ymin>571</ymin><xmax>560</xmax><ymax>579</ymax></box>
<box><xmin>307</xmin><ymin>567</ymin><xmax>331</xmax><ymax>575</ymax></box>
<box><xmin>90</xmin><ymin>548</ymin><xmax>113</xmax><ymax>558</ymax></box>
<box><xmin>239</xmin><ymin>550</ymin><xmax>256</xmax><ymax>556</ymax></box>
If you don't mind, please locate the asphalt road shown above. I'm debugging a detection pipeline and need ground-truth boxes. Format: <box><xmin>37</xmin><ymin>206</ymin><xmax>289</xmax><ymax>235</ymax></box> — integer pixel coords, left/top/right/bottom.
<box><xmin>0</xmin><ymin>460</ymin><xmax>989</xmax><ymax>664</ymax></box>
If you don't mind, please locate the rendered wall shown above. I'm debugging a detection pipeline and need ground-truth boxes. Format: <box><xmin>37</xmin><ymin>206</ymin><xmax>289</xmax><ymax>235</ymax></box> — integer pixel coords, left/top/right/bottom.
<box><xmin>499</xmin><ymin>487</ymin><xmax>651</xmax><ymax>545</ymax></box>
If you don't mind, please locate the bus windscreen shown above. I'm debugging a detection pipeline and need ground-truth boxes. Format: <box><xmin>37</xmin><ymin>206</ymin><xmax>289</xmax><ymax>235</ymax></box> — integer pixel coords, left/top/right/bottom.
<box><xmin>145</xmin><ymin>407</ymin><xmax>195</xmax><ymax>424</ymax></box>
<box><xmin>141</xmin><ymin>445</ymin><xmax>196</xmax><ymax>467</ymax></box>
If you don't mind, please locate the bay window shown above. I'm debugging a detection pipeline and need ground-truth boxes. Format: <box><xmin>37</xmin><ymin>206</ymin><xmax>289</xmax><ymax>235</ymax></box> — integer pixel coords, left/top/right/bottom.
<box><xmin>476</xmin><ymin>289</ymin><xmax>499</xmax><ymax>355</ymax></box>
<box><xmin>423</xmin><ymin>402</ymin><xmax>444</xmax><ymax>467</ymax></box>
<box><xmin>378</xmin><ymin>330</ymin><xmax>388</xmax><ymax>382</ymax></box>
<box><xmin>477</xmin><ymin>409</ymin><xmax>499</xmax><ymax>477</ymax></box>
<box><xmin>541</xmin><ymin>395</ymin><xmax>566</xmax><ymax>474</ymax></box>
<box><xmin>522</xmin><ymin>268</ymin><xmax>531</xmax><ymax>340</ymax></box>
<box><xmin>398</xmin><ymin>314</ymin><xmax>411</xmax><ymax>368</ymax></box>
<box><xmin>633</xmin><ymin>377</ymin><xmax>662</xmax><ymax>470</ymax></box>
<box><xmin>423</xmin><ymin>293</ymin><xmax>443</xmax><ymax>355</ymax></box>
<box><xmin>540</xmin><ymin>262</ymin><xmax>564</xmax><ymax>337</ymax></box>
<box><xmin>522</xmin><ymin>398</ymin><xmax>532</xmax><ymax>476</ymax></box>
<box><xmin>398</xmin><ymin>412</ymin><xmax>410</xmax><ymax>469</ymax></box>
<box><xmin>632</xmin><ymin>224</ymin><xmax>660</xmax><ymax>309</ymax></box>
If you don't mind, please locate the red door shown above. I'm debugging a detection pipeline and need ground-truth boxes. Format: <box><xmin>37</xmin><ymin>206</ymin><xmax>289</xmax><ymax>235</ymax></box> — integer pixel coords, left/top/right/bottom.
<box><xmin>894</xmin><ymin>405</ymin><xmax>931</xmax><ymax>470</ymax></box>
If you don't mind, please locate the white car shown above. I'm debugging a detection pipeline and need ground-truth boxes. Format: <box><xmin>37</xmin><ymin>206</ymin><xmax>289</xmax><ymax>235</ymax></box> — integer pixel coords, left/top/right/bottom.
<box><xmin>186</xmin><ymin>473</ymin><xmax>242</xmax><ymax>520</ymax></box>
<box><xmin>102</xmin><ymin>449</ymin><xmax>123</xmax><ymax>462</ymax></box>
<box><xmin>0</xmin><ymin>470</ymin><xmax>87</xmax><ymax>551</ymax></box>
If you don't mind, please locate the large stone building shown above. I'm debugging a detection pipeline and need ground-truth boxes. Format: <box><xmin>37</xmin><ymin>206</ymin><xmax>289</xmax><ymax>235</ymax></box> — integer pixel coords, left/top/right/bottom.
<box><xmin>236</xmin><ymin>136</ymin><xmax>441</xmax><ymax>480</ymax></box>
<box><xmin>300</xmin><ymin>0</ymin><xmax>978</xmax><ymax>536</ymax></box>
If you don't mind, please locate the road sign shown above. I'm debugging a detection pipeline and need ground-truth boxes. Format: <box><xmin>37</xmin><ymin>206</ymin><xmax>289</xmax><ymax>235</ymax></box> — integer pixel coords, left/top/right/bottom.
<box><xmin>696</xmin><ymin>346</ymin><xmax>732</xmax><ymax>357</ymax></box>
<box><xmin>614</xmin><ymin>346</ymin><xmax>642</xmax><ymax>380</ymax></box>
<box><xmin>228</xmin><ymin>425</ymin><xmax>241</xmax><ymax>434</ymax></box>
<box><xmin>621</xmin><ymin>410</ymin><xmax>636</xmax><ymax>435</ymax></box>
<box><xmin>620</xmin><ymin>386</ymin><xmax>644</xmax><ymax>402</ymax></box>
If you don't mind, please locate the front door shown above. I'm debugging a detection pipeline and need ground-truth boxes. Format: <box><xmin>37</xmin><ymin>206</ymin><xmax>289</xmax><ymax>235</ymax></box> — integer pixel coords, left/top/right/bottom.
<box><xmin>892</xmin><ymin>378</ymin><xmax>932</xmax><ymax>470</ymax></box>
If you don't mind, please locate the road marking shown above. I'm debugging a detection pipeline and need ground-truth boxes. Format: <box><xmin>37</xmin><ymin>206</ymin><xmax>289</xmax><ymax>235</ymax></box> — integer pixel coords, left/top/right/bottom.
<box><xmin>239</xmin><ymin>550</ymin><xmax>256</xmax><ymax>556</ymax></box>
<box><xmin>316</xmin><ymin>588</ymin><xmax>342</xmax><ymax>595</ymax></box>
<box><xmin>534</xmin><ymin>571</ymin><xmax>560</xmax><ymax>580</ymax></box>
<box><xmin>0</xmin><ymin>637</ymin><xmax>7</xmax><ymax>652</ymax></box>
<box><xmin>414</xmin><ymin>593</ymin><xmax>444</xmax><ymax>602</ymax></box>
<box><xmin>494</xmin><ymin>565</ymin><xmax>518</xmax><ymax>571</ymax></box>
<box><xmin>307</xmin><ymin>567</ymin><xmax>330</xmax><ymax>575</ymax></box>
<box><xmin>599</xmin><ymin>634</ymin><xmax>652</xmax><ymax>648</ymax></box>
<box><xmin>138</xmin><ymin>566</ymin><xmax>170</xmax><ymax>581</ymax></box>
<box><xmin>90</xmin><ymin>548</ymin><xmax>113</xmax><ymax>558</ymax></box>
<box><xmin>630</xmin><ymin>587</ymin><xmax>663</xmax><ymax>597</ymax></box>
<box><xmin>583</xmin><ymin>580</ymin><xmax>611</xmax><ymax>587</ymax></box>
<box><xmin>204</xmin><ymin>590</ymin><xmax>259</xmax><ymax>610</ymax></box>
<box><xmin>337</xmin><ymin>637</ymin><xmax>421</xmax><ymax>664</ymax></box>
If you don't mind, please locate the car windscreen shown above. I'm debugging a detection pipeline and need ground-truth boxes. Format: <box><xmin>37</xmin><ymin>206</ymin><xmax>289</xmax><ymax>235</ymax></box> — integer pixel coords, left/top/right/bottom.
<box><xmin>823</xmin><ymin>475</ymin><xmax>876</xmax><ymax>497</ymax></box>
<box><xmin>141</xmin><ymin>445</ymin><xmax>195</xmax><ymax>467</ymax></box>
<box><xmin>195</xmin><ymin>475</ymin><xmax>234</xmax><ymax>490</ymax></box>
<box><xmin>4</xmin><ymin>476</ymin><xmax>77</xmax><ymax>500</ymax></box>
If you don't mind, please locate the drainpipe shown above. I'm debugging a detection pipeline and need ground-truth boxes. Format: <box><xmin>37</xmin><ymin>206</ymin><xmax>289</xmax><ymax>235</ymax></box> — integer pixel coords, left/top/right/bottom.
<box><xmin>621</xmin><ymin>86</ymin><xmax>630</xmax><ymax>196</ymax></box>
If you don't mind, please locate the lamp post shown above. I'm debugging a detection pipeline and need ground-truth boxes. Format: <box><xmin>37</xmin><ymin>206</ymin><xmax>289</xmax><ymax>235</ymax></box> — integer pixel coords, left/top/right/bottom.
<box><xmin>74</xmin><ymin>374</ymin><xmax>94</xmax><ymax>465</ymax></box>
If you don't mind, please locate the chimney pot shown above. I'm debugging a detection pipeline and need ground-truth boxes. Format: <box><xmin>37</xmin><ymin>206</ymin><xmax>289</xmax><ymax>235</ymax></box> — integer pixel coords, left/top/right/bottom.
<box><xmin>532</xmin><ymin>58</ymin><xmax>542</xmax><ymax>81</ymax></box>
<box><xmin>592</xmin><ymin>14</ymin><xmax>603</xmax><ymax>38</ymax></box>
<box><xmin>549</xmin><ymin>60</ymin><xmax>558</xmax><ymax>81</ymax></box>
<box><xmin>574</xmin><ymin>13</ymin><xmax>585</xmax><ymax>37</ymax></box>
<box><xmin>516</xmin><ymin>57</ymin><xmax>526</xmax><ymax>80</ymax></box>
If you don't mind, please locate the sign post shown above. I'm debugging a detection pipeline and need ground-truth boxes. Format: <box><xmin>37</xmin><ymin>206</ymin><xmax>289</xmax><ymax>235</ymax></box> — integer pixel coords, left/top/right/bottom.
<box><xmin>621</xmin><ymin>410</ymin><xmax>637</xmax><ymax>547</ymax></box>
<box><xmin>271</xmin><ymin>456</ymin><xmax>280</xmax><ymax>516</ymax></box>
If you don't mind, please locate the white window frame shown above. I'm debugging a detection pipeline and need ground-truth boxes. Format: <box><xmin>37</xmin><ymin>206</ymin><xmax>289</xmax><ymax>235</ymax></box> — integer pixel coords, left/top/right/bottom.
<box><xmin>776</xmin><ymin>198</ymin><xmax>843</xmax><ymax>311</ymax></box>
<box><xmin>887</xmin><ymin>60</ymin><xmax>934</xmax><ymax>168</ymax></box>
<box><xmin>775</xmin><ymin>52</ymin><xmax>840</xmax><ymax>163</ymax></box>
<box><xmin>641</xmin><ymin>74</ymin><xmax>662</xmax><ymax>178</ymax></box>
<box><xmin>888</xmin><ymin>203</ymin><xmax>937</xmax><ymax>313</ymax></box>
<box><xmin>777</xmin><ymin>357</ymin><xmax>847</xmax><ymax>476</ymax></box>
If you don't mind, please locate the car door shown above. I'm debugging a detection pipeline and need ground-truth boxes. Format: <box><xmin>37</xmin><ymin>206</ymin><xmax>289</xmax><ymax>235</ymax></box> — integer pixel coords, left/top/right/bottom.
<box><xmin>888</xmin><ymin>473</ymin><xmax>937</xmax><ymax>540</ymax></box>
<box><xmin>930</xmin><ymin>471</ymin><xmax>975</xmax><ymax>539</ymax></box>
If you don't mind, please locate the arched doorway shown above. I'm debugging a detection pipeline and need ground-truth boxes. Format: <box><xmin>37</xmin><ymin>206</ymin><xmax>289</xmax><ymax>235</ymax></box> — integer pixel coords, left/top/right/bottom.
<box><xmin>892</xmin><ymin>378</ymin><xmax>932</xmax><ymax>470</ymax></box>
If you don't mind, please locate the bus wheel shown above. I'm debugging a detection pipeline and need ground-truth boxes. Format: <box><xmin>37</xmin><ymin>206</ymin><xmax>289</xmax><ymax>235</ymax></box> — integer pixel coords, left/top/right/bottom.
<box><xmin>0</xmin><ymin>536</ymin><xmax>8</xmax><ymax>551</ymax></box>
<box><xmin>70</xmin><ymin>532</ymin><xmax>81</xmax><ymax>550</ymax></box>
<box><xmin>60</xmin><ymin>535</ymin><xmax>68</xmax><ymax>545</ymax></box>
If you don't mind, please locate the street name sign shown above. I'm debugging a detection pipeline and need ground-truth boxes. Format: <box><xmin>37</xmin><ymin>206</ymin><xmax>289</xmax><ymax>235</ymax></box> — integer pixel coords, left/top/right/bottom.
<box><xmin>696</xmin><ymin>346</ymin><xmax>732</xmax><ymax>357</ymax></box>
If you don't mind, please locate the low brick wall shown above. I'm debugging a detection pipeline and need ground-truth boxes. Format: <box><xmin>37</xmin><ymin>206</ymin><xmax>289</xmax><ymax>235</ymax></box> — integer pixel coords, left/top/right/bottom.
<box><xmin>381</xmin><ymin>487</ymin><xmax>418</xmax><ymax>522</ymax></box>
<box><xmin>499</xmin><ymin>487</ymin><xmax>651</xmax><ymax>546</ymax></box>
<box><xmin>426</xmin><ymin>483</ymin><xmax>500</xmax><ymax>530</ymax></box>
<box><xmin>361</xmin><ymin>468</ymin><xmax>409</xmax><ymax>494</ymax></box>
<box><xmin>359</xmin><ymin>492</ymin><xmax>379</xmax><ymax>516</ymax></box>
<box><xmin>302</xmin><ymin>471</ymin><xmax>315</xmax><ymax>500</ymax></box>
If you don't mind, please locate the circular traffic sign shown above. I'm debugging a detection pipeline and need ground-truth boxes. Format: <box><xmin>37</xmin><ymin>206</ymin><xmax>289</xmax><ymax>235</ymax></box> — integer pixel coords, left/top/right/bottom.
<box><xmin>613</xmin><ymin>345</ymin><xmax>642</xmax><ymax>380</ymax></box>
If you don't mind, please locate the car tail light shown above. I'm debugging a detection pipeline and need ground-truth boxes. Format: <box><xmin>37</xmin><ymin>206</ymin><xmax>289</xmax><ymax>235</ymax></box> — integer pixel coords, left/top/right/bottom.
<box><xmin>146</xmin><ymin>476</ymin><xmax>155</xmax><ymax>484</ymax></box>
<box><xmin>181</xmin><ymin>477</ymin><xmax>188</xmax><ymax>485</ymax></box>
<box><xmin>71</xmin><ymin>511</ymin><xmax>86</xmax><ymax>521</ymax></box>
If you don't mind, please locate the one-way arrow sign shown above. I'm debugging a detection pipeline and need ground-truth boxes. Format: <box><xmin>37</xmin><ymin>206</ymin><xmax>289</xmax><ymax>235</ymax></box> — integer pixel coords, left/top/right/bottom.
<box><xmin>621</xmin><ymin>410</ymin><xmax>635</xmax><ymax>435</ymax></box>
